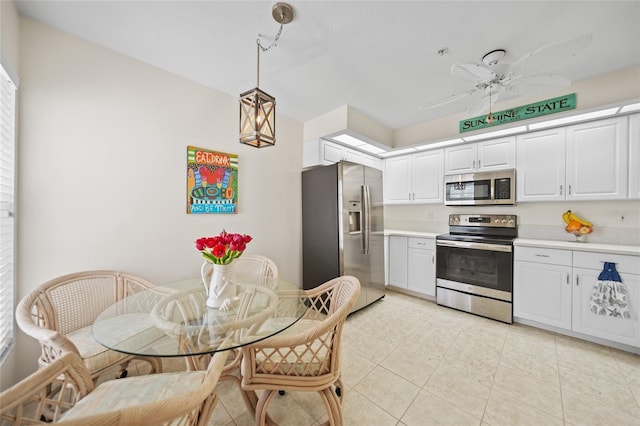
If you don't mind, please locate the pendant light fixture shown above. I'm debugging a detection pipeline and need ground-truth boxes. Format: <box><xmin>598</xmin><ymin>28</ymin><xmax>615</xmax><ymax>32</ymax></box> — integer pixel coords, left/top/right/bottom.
<box><xmin>239</xmin><ymin>3</ymin><xmax>294</xmax><ymax>148</ymax></box>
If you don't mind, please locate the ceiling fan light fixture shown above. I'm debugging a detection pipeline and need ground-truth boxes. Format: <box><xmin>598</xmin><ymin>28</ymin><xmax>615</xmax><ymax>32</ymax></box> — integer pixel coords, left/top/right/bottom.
<box><xmin>482</xmin><ymin>49</ymin><xmax>506</xmax><ymax>66</ymax></box>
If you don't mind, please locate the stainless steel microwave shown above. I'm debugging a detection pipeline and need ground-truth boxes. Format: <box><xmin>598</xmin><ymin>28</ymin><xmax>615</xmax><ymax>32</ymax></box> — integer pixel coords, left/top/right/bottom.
<box><xmin>444</xmin><ymin>169</ymin><xmax>516</xmax><ymax>206</ymax></box>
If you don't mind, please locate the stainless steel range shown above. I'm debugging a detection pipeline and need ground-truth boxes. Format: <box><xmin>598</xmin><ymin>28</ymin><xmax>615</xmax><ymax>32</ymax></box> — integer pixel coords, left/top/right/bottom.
<box><xmin>436</xmin><ymin>214</ymin><xmax>517</xmax><ymax>323</ymax></box>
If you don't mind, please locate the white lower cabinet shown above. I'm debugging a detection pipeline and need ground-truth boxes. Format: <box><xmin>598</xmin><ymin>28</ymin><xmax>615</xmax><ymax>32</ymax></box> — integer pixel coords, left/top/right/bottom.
<box><xmin>571</xmin><ymin>251</ymin><xmax>640</xmax><ymax>347</ymax></box>
<box><xmin>514</xmin><ymin>246</ymin><xmax>640</xmax><ymax>348</ymax></box>
<box><xmin>388</xmin><ymin>236</ymin><xmax>408</xmax><ymax>288</ymax></box>
<box><xmin>388</xmin><ymin>235</ymin><xmax>436</xmax><ymax>297</ymax></box>
<box><xmin>407</xmin><ymin>238</ymin><xmax>436</xmax><ymax>296</ymax></box>
<box><xmin>514</xmin><ymin>260</ymin><xmax>572</xmax><ymax>329</ymax></box>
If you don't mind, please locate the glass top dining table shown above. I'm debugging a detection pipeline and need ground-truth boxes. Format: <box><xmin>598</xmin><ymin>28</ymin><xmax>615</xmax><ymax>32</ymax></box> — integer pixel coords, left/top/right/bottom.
<box><xmin>93</xmin><ymin>277</ymin><xmax>308</xmax><ymax>358</ymax></box>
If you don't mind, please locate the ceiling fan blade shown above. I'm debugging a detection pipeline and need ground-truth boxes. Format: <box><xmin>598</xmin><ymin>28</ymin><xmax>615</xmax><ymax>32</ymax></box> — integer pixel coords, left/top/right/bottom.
<box><xmin>420</xmin><ymin>89</ymin><xmax>477</xmax><ymax>110</ymax></box>
<box><xmin>509</xmin><ymin>34</ymin><xmax>593</xmax><ymax>76</ymax></box>
<box><xmin>451</xmin><ymin>63</ymin><xmax>494</xmax><ymax>83</ymax></box>
<box><xmin>507</xmin><ymin>73</ymin><xmax>571</xmax><ymax>96</ymax></box>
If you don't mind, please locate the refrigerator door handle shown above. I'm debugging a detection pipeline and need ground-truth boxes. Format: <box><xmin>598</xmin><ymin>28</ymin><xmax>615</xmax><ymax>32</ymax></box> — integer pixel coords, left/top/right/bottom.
<box><xmin>362</xmin><ymin>184</ymin><xmax>371</xmax><ymax>255</ymax></box>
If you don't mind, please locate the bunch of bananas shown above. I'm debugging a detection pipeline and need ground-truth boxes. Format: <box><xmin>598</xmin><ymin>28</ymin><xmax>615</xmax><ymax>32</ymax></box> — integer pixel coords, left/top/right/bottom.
<box><xmin>562</xmin><ymin>210</ymin><xmax>593</xmax><ymax>235</ymax></box>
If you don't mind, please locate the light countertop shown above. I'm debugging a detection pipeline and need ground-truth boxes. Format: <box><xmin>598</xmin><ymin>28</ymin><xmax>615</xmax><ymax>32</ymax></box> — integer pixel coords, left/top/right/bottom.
<box><xmin>384</xmin><ymin>230</ymin><xmax>441</xmax><ymax>238</ymax></box>
<box><xmin>384</xmin><ymin>230</ymin><xmax>639</xmax><ymax>256</ymax></box>
<box><xmin>514</xmin><ymin>238</ymin><xmax>640</xmax><ymax>256</ymax></box>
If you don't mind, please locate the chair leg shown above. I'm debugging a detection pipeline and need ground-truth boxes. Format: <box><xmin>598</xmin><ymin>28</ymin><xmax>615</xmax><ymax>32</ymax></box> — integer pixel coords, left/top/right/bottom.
<box><xmin>134</xmin><ymin>355</ymin><xmax>163</xmax><ymax>374</ymax></box>
<box><xmin>146</xmin><ymin>356</ymin><xmax>163</xmax><ymax>374</ymax></box>
<box><xmin>117</xmin><ymin>360</ymin><xmax>130</xmax><ymax>378</ymax></box>
<box><xmin>334</xmin><ymin>376</ymin><xmax>344</xmax><ymax>401</ymax></box>
<box><xmin>255</xmin><ymin>389</ymin><xmax>279</xmax><ymax>426</ymax></box>
<box><xmin>320</xmin><ymin>387</ymin><xmax>343</xmax><ymax>426</ymax></box>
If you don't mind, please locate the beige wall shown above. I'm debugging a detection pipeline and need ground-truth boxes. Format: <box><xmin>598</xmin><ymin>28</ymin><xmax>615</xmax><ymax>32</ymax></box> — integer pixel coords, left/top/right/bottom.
<box><xmin>0</xmin><ymin>0</ymin><xmax>19</xmax><ymax>76</ymax></box>
<box><xmin>5</xmin><ymin>16</ymin><xmax>303</xmax><ymax>386</ymax></box>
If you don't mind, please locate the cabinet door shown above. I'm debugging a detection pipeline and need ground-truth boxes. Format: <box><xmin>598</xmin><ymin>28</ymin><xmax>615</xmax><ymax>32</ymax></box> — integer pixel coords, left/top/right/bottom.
<box><xmin>322</xmin><ymin>141</ymin><xmax>344</xmax><ymax>164</ymax></box>
<box><xmin>444</xmin><ymin>144</ymin><xmax>477</xmax><ymax>174</ymax></box>
<box><xmin>513</xmin><ymin>261</ymin><xmax>572</xmax><ymax>330</ymax></box>
<box><xmin>363</xmin><ymin>155</ymin><xmax>383</xmax><ymax>170</ymax></box>
<box><xmin>412</xmin><ymin>149</ymin><xmax>444</xmax><ymax>203</ymax></box>
<box><xmin>516</xmin><ymin>128</ymin><xmax>566</xmax><ymax>202</ymax></box>
<box><xmin>572</xmin><ymin>268</ymin><xmax>639</xmax><ymax>347</ymax></box>
<box><xmin>388</xmin><ymin>236</ymin><xmax>408</xmax><ymax>288</ymax></box>
<box><xmin>343</xmin><ymin>147</ymin><xmax>364</xmax><ymax>164</ymax></box>
<box><xmin>628</xmin><ymin>114</ymin><xmax>639</xmax><ymax>199</ymax></box>
<box><xmin>384</xmin><ymin>156</ymin><xmax>412</xmax><ymax>203</ymax></box>
<box><xmin>407</xmin><ymin>248</ymin><xmax>435</xmax><ymax>296</ymax></box>
<box><xmin>565</xmin><ymin>117</ymin><xmax>628</xmax><ymax>200</ymax></box>
<box><xmin>477</xmin><ymin>137</ymin><xmax>516</xmax><ymax>171</ymax></box>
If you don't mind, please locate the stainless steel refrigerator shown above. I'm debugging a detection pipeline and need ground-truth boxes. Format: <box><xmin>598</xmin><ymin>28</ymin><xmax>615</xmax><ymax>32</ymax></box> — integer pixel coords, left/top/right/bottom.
<box><xmin>302</xmin><ymin>161</ymin><xmax>385</xmax><ymax>312</ymax></box>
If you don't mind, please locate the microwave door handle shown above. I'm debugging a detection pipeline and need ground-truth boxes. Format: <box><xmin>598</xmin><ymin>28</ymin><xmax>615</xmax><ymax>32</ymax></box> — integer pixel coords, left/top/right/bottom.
<box><xmin>490</xmin><ymin>179</ymin><xmax>495</xmax><ymax>202</ymax></box>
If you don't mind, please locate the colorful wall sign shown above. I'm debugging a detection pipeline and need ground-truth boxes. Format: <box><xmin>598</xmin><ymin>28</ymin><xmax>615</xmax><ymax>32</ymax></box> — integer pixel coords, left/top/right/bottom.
<box><xmin>459</xmin><ymin>93</ymin><xmax>576</xmax><ymax>133</ymax></box>
<box><xmin>187</xmin><ymin>146</ymin><xmax>238</xmax><ymax>214</ymax></box>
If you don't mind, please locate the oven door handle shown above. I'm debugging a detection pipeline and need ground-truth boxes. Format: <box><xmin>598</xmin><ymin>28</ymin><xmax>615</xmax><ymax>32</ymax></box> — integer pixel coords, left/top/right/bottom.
<box><xmin>436</xmin><ymin>240</ymin><xmax>512</xmax><ymax>253</ymax></box>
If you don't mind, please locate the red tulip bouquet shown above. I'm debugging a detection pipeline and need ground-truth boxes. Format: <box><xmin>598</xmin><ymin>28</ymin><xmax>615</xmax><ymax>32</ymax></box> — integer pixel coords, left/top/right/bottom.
<box><xmin>195</xmin><ymin>230</ymin><xmax>253</xmax><ymax>265</ymax></box>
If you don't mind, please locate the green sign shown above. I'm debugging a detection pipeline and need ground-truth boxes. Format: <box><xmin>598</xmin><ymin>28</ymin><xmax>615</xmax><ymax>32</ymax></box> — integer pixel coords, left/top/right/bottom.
<box><xmin>459</xmin><ymin>93</ymin><xmax>576</xmax><ymax>133</ymax></box>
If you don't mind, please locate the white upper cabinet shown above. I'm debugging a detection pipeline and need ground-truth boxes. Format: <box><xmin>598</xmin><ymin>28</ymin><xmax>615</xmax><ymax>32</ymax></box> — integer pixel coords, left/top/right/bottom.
<box><xmin>384</xmin><ymin>149</ymin><xmax>444</xmax><ymax>204</ymax></box>
<box><xmin>517</xmin><ymin>116</ymin><xmax>628</xmax><ymax>202</ymax></box>
<box><xmin>517</xmin><ymin>128</ymin><xmax>567</xmax><ymax>201</ymax></box>
<box><xmin>384</xmin><ymin>156</ymin><xmax>412</xmax><ymax>203</ymax></box>
<box><xmin>444</xmin><ymin>137</ymin><xmax>515</xmax><ymax>174</ymax></box>
<box><xmin>565</xmin><ymin>117</ymin><xmax>628</xmax><ymax>200</ymax></box>
<box><xmin>629</xmin><ymin>114</ymin><xmax>640</xmax><ymax>199</ymax></box>
<box><xmin>303</xmin><ymin>139</ymin><xmax>383</xmax><ymax>170</ymax></box>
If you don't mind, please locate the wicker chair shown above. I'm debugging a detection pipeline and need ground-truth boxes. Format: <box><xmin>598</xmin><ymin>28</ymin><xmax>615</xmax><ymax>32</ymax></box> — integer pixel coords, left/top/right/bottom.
<box><xmin>240</xmin><ymin>275</ymin><xmax>361</xmax><ymax>426</ymax></box>
<box><xmin>200</xmin><ymin>254</ymin><xmax>279</xmax><ymax>375</ymax></box>
<box><xmin>15</xmin><ymin>270</ymin><xmax>162</xmax><ymax>384</ymax></box>
<box><xmin>202</xmin><ymin>254</ymin><xmax>279</xmax><ymax>287</ymax></box>
<box><xmin>0</xmin><ymin>350</ymin><xmax>229</xmax><ymax>425</ymax></box>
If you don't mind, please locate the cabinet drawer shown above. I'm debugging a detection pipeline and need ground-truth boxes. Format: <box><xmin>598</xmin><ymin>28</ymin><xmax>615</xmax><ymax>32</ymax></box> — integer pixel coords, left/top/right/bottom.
<box><xmin>514</xmin><ymin>246</ymin><xmax>572</xmax><ymax>266</ymax></box>
<box><xmin>408</xmin><ymin>237</ymin><xmax>435</xmax><ymax>250</ymax></box>
<box><xmin>573</xmin><ymin>251</ymin><xmax>640</xmax><ymax>275</ymax></box>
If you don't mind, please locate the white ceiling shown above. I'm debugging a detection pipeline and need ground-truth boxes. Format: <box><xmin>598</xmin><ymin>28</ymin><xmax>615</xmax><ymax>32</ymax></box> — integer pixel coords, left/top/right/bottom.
<box><xmin>14</xmin><ymin>1</ymin><xmax>640</xmax><ymax>131</ymax></box>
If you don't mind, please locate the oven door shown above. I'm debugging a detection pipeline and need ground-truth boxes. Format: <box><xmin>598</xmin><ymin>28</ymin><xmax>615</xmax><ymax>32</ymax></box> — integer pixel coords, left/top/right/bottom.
<box><xmin>436</xmin><ymin>240</ymin><xmax>513</xmax><ymax>297</ymax></box>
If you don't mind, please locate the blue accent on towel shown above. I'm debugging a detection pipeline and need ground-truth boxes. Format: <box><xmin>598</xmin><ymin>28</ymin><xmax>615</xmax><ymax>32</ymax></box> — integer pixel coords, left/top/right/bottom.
<box><xmin>597</xmin><ymin>262</ymin><xmax>621</xmax><ymax>282</ymax></box>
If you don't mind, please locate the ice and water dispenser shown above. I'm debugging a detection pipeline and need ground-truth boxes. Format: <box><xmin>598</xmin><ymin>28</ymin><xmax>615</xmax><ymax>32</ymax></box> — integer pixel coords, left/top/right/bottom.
<box><xmin>347</xmin><ymin>201</ymin><xmax>361</xmax><ymax>234</ymax></box>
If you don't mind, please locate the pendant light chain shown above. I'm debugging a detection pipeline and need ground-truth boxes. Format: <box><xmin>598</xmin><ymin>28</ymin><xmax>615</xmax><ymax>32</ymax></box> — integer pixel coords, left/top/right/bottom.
<box><xmin>256</xmin><ymin>20</ymin><xmax>284</xmax><ymax>88</ymax></box>
<box><xmin>257</xmin><ymin>22</ymin><xmax>284</xmax><ymax>52</ymax></box>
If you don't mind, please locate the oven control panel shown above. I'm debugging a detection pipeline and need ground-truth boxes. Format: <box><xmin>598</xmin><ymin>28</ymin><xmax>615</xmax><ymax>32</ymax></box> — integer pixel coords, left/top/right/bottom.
<box><xmin>449</xmin><ymin>214</ymin><xmax>517</xmax><ymax>228</ymax></box>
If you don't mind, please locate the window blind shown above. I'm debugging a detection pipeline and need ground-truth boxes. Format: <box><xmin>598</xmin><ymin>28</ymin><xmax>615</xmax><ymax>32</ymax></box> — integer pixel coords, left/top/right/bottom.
<box><xmin>0</xmin><ymin>63</ymin><xmax>16</xmax><ymax>362</ymax></box>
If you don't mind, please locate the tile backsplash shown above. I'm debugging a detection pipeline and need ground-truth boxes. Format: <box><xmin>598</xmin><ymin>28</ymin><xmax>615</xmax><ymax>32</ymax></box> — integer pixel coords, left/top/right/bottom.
<box><xmin>384</xmin><ymin>200</ymin><xmax>640</xmax><ymax>246</ymax></box>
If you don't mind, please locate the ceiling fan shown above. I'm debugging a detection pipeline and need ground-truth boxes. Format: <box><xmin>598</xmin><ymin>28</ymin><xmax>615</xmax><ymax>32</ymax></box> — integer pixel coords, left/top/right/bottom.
<box><xmin>421</xmin><ymin>34</ymin><xmax>593</xmax><ymax>116</ymax></box>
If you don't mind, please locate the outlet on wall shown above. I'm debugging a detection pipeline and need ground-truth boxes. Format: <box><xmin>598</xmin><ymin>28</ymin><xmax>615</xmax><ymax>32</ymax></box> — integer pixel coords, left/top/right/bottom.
<box><xmin>604</xmin><ymin>208</ymin><xmax>639</xmax><ymax>223</ymax></box>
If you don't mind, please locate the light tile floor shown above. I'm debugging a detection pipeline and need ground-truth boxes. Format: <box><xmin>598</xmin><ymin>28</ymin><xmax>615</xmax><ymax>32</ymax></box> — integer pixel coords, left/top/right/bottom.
<box><xmin>162</xmin><ymin>289</ymin><xmax>640</xmax><ymax>425</ymax></box>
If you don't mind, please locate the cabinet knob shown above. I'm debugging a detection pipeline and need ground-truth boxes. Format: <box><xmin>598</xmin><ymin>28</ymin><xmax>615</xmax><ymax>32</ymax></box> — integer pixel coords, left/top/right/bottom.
<box><xmin>560</xmin><ymin>185</ymin><xmax>563</xmax><ymax>195</ymax></box>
